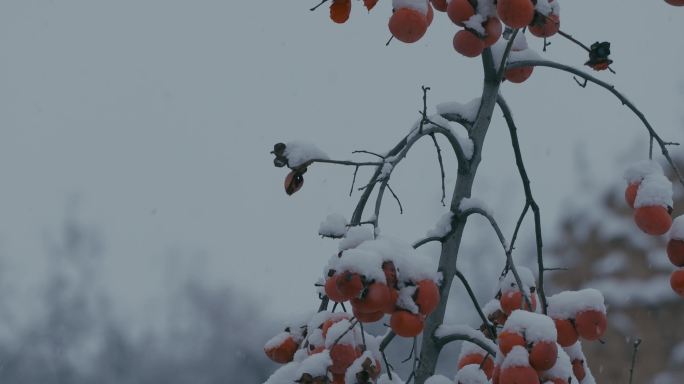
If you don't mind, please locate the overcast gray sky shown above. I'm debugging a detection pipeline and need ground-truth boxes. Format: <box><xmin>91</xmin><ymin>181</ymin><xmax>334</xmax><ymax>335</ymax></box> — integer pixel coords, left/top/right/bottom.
<box><xmin>0</xmin><ymin>0</ymin><xmax>682</xmax><ymax>326</ymax></box>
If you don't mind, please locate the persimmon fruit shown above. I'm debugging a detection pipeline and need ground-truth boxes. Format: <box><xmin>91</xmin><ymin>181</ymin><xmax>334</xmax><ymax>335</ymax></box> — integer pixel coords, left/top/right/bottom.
<box><xmin>634</xmin><ymin>205</ymin><xmax>672</xmax><ymax>235</ymax></box>
<box><xmin>388</xmin><ymin>8</ymin><xmax>429</xmax><ymax>44</ymax></box>
<box><xmin>390</xmin><ymin>310</ymin><xmax>424</xmax><ymax>337</ymax></box>
<box><xmin>453</xmin><ymin>29</ymin><xmax>485</xmax><ymax>58</ymax></box>
<box><xmin>667</xmin><ymin>239</ymin><xmax>684</xmax><ymax>267</ymax></box>
<box><xmin>553</xmin><ymin>318</ymin><xmax>579</xmax><ymax>347</ymax></box>
<box><xmin>574</xmin><ymin>310</ymin><xmax>607</xmax><ymax>341</ymax></box>
<box><xmin>497</xmin><ymin>0</ymin><xmax>535</xmax><ymax>29</ymax></box>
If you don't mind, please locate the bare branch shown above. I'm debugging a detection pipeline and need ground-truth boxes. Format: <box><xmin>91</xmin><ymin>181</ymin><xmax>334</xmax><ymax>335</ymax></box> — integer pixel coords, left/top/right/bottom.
<box><xmin>506</xmin><ymin>59</ymin><xmax>684</xmax><ymax>189</ymax></box>
<box><xmin>412</xmin><ymin>236</ymin><xmax>444</xmax><ymax>249</ymax></box>
<box><xmin>436</xmin><ymin>332</ymin><xmax>497</xmax><ymax>356</ymax></box>
<box><xmin>454</xmin><ymin>269</ymin><xmax>496</xmax><ymax>338</ymax></box>
<box><xmin>386</xmin><ymin>183</ymin><xmax>404</xmax><ymax>214</ymax></box>
<box><xmin>309</xmin><ymin>0</ymin><xmax>328</xmax><ymax>11</ymax></box>
<box><xmin>429</xmin><ymin>133</ymin><xmax>447</xmax><ymax>206</ymax></box>
<box><xmin>496</xmin><ymin>95</ymin><xmax>548</xmax><ymax>314</ymax></box>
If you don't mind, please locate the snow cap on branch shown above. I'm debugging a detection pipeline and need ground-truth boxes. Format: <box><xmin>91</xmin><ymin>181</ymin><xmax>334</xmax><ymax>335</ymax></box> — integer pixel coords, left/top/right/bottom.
<box><xmin>426</xmin><ymin>211</ymin><xmax>454</xmax><ymax>238</ymax></box>
<box><xmin>283</xmin><ymin>141</ymin><xmax>329</xmax><ymax>168</ymax></box>
<box><xmin>436</xmin><ymin>98</ymin><xmax>481</xmax><ymax>123</ymax></box>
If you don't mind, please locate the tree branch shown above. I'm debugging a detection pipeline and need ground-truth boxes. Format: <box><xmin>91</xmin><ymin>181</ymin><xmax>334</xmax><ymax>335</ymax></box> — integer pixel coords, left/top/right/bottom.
<box><xmin>506</xmin><ymin>59</ymin><xmax>684</xmax><ymax>189</ymax></box>
<box><xmin>496</xmin><ymin>94</ymin><xmax>547</xmax><ymax>314</ymax></box>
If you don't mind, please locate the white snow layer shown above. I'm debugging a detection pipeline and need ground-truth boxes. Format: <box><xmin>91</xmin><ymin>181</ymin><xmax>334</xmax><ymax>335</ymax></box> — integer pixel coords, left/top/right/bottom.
<box><xmin>436</xmin><ymin>98</ymin><xmax>481</xmax><ymax>123</ymax></box>
<box><xmin>535</xmin><ymin>0</ymin><xmax>560</xmax><ymax>16</ymax></box>
<box><xmin>319</xmin><ymin>213</ymin><xmax>348</xmax><ymax>238</ymax></box>
<box><xmin>498</xmin><ymin>267</ymin><xmax>536</xmax><ymax>294</ymax></box>
<box><xmin>425</xmin><ymin>374</ymin><xmax>454</xmax><ymax>384</ymax></box>
<box><xmin>671</xmin><ymin>215</ymin><xmax>684</xmax><ymax>240</ymax></box>
<box><xmin>623</xmin><ymin>160</ymin><xmax>663</xmax><ymax>184</ymax></box>
<box><xmin>501</xmin><ymin>346</ymin><xmax>530</xmax><ymax>368</ymax></box>
<box><xmin>434</xmin><ymin>324</ymin><xmax>496</xmax><ymax>351</ymax></box>
<box><xmin>459</xmin><ymin>197</ymin><xmax>491</xmax><ymax>215</ymax></box>
<box><xmin>547</xmin><ymin>289</ymin><xmax>606</xmax><ymax>319</ymax></box>
<box><xmin>296</xmin><ymin>350</ymin><xmax>332</xmax><ymax>378</ymax></box>
<box><xmin>454</xmin><ymin>364</ymin><xmax>489</xmax><ymax>383</ymax></box>
<box><xmin>393</xmin><ymin>0</ymin><xmax>428</xmax><ymax>14</ymax></box>
<box><xmin>502</xmin><ymin>310</ymin><xmax>557</xmax><ymax>343</ymax></box>
<box><xmin>339</xmin><ymin>225</ymin><xmax>374</xmax><ymax>251</ymax></box>
<box><xmin>464</xmin><ymin>14</ymin><xmax>486</xmax><ymax>35</ymax></box>
<box><xmin>264</xmin><ymin>331</ymin><xmax>293</xmax><ymax>350</ymax></box>
<box><xmin>283</xmin><ymin>141</ymin><xmax>329</xmax><ymax>168</ymax></box>
<box><xmin>634</xmin><ymin>173</ymin><xmax>673</xmax><ymax>208</ymax></box>
<box><xmin>426</xmin><ymin>211</ymin><xmax>453</xmax><ymax>238</ymax></box>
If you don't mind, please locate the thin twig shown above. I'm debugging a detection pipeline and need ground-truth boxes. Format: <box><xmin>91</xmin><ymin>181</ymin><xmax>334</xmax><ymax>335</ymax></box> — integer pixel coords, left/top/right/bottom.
<box><xmin>386</xmin><ymin>183</ymin><xmax>404</xmax><ymax>214</ymax></box>
<box><xmin>505</xmin><ymin>59</ymin><xmax>684</xmax><ymax>189</ymax></box>
<box><xmin>352</xmin><ymin>150</ymin><xmax>386</xmax><ymax>159</ymax></box>
<box><xmin>496</xmin><ymin>95</ymin><xmax>547</xmax><ymax>313</ymax></box>
<box><xmin>455</xmin><ymin>269</ymin><xmax>497</xmax><ymax>338</ymax></box>
<box><xmin>349</xmin><ymin>166</ymin><xmax>359</xmax><ymax>196</ymax></box>
<box><xmin>412</xmin><ymin>236</ymin><xmax>444</xmax><ymax>249</ymax></box>
<box><xmin>430</xmin><ymin>133</ymin><xmax>447</xmax><ymax>206</ymax></box>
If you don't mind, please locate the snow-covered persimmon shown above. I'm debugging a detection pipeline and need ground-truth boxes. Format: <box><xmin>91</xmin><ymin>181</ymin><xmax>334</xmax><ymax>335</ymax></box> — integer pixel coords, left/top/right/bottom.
<box><xmin>553</xmin><ymin>318</ymin><xmax>579</xmax><ymax>347</ymax></box>
<box><xmin>498</xmin><ymin>331</ymin><xmax>526</xmax><ymax>355</ymax></box>
<box><xmin>453</xmin><ymin>30</ymin><xmax>485</xmax><ymax>58</ymax></box>
<box><xmin>624</xmin><ymin>182</ymin><xmax>639</xmax><ymax>209</ymax></box>
<box><xmin>496</xmin><ymin>0</ymin><xmax>535</xmax><ymax>29</ymax></box>
<box><xmin>390</xmin><ymin>310</ymin><xmax>424</xmax><ymax>337</ymax></box>
<box><xmin>529</xmin><ymin>341</ymin><xmax>558</xmax><ymax>371</ymax></box>
<box><xmin>500</xmin><ymin>290</ymin><xmax>535</xmax><ymax>315</ymax></box>
<box><xmin>665</xmin><ymin>0</ymin><xmax>684</xmax><ymax>5</ymax></box>
<box><xmin>352</xmin><ymin>282</ymin><xmax>391</xmax><ymax>313</ymax></box>
<box><xmin>499</xmin><ymin>366</ymin><xmax>538</xmax><ymax>384</ymax></box>
<box><xmin>574</xmin><ymin>310</ymin><xmax>607</xmax><ymax>341</ymax></box>
<box><xmin>670</xmin><ymin>269</ymin><xmax>684</xmax><ymax>297</ymax></box>
<box><xmin>336</xmin><ymin>271</ymin><xmax>364</xmax><ymax>298</ymax></box>
<box><xmin>330</xmin><ymin>0</ymin><xmax>352</xmax><ymax>24</ymax></box>
<box><xmin>388</xmin><ymin>8</ymin><xmax>429</xmax><ymax>44</ymax></box>
<box><xmin>447</xmin><ymin>0</ymin><xmax>475</xmax><ymax>26</ymax></box>
<box><xmin>325</xmin><ymin>274</ymin><xmax>349</xmax><ymax>302</ymax></box>
<box><xmin>483</xmin><ymin>17</ymin><xmax>503</xmax><ymax>47</ymax></box>
<box><xmin>330</xmin><ymin>343</ymin><xmax>360</xmax><ymax>374</ymax></box>
<box><xmin>529</xmin><ymin>13</ymin><xmax>560</xmax><ymax>38</ymax></box>
<box><xmin>634</xmin><ymin>205</ymin><xmax>672</xmax><ymax>235</ymax></box>
<box><xmin>458</xmin><ymin>354</ymin><xmax>495</xmax><ymax>378</ymax></box>
<box><xmin>414</xmin><ymin>279</ymin><xmax>440</xmax><ymax>315</ymax></box>
<box><xmin>430</xmin><ymin>0</ymin><xmax>448</xmax><ymax>12</ymax></box>
<box><xmin>264</xmin><ymin>334</ymin><xmax>299</xmax><ymax>364</ymax></box>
